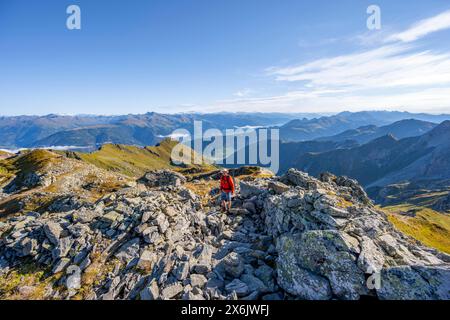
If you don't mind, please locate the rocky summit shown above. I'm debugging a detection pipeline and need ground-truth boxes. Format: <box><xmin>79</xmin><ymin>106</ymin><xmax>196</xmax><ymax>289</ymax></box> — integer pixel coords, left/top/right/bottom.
<box><xmin>0</xmin><ymin>166</ymin><xmax>449</xmax><ymax>300</ymax></box>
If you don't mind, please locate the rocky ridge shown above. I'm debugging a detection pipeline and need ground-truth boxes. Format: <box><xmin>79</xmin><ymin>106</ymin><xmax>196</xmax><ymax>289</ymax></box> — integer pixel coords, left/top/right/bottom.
<box><xmin>0</xmin><ymin>168</ymin><xmax>449</xmax><ymax>300</ymax></box>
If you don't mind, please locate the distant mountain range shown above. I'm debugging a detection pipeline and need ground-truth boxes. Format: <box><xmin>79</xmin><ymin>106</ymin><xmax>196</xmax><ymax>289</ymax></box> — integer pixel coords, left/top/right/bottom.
<box><xmin>315</xmin><ymin>119</ymin><xmax>437</xmax><ymax>144</ymax></box>
<box><xmin>295</xmin><ymin>121</ymin><xmax>450</xmax><ymax>187</ymax></box>
<box><xmin>0</xmin><ymin>112</ymin><xmax>315</xmax><ymax>149</ymax></box>
<box><xmin>2</xmin><ymin>110</ymin><xmax>450</xmax><ymax>149</ymax></box>
<box><xmin>279</xmin><ymin>111</ymin><xmax>450</xmax><ymax>142</ymax></box>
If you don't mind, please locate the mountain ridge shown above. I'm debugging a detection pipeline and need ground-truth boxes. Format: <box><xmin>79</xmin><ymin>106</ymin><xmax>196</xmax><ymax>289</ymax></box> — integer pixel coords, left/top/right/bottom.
<box><xmin>2</xmin><ymin>111</ymin><xmax>450</xmax><ymax>149</ymax></box>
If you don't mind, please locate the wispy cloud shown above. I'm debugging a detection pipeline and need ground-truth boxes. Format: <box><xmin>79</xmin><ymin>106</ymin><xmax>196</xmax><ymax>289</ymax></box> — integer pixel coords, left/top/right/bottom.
<box><xmin>201</xmin><ymin>86</ymin><xmax>450</xmax><ymax>114</ymax></box>
<box><xmin>194</xmin><ymin>9</ymin><xmax>450</xmax><ymax>114</ymax></box>
<box><xmin>267</xmin><ymin>44</ymin><xmax>450</xmax><ymax>89</ymax></box>
<box><xmin>242</xmin><ymin>9</ymin><xmax>450</xmax><ymax>113</ymax></box>
<box><xmin>233</xmin><ymin>88</ymin><xmax>253</xmax><ymax>98</ymax></box>
<box><xmin>387</xmin><ymin>9</ymin><xmax>450</xmax><ymax>43</ymax></box>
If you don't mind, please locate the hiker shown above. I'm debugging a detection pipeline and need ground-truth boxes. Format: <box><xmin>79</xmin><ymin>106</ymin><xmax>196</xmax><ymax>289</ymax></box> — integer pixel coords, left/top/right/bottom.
<box><xmin>219</xmin><ymin>169</ymin><xmax>235</xmax><ymax>213</ymax></box>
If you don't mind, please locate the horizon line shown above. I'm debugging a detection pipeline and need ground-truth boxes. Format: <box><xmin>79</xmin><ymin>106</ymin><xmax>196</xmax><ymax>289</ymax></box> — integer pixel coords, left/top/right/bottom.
<box><xmin>2</xmin><ymin>109</ymin><xmax>450</xmax><ymax>118</ymax></box>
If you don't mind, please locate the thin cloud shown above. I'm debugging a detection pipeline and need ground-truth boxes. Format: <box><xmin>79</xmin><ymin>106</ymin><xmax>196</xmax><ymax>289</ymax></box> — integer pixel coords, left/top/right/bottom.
<box><xmin>201</xmin><ymin>86</ymin><xmax>450</xmax><ymax>114</ymax></box>
<box><xmin>251</xmin><ymin>9</ymin><xmax>450</xmax><ymax>113</ymax></box>
<box><xmin>268</xmin><ymin>44</ymin><xmax>450</xmax><ymax>89</ymax></box>
<box><xmin>233</xmin><ymin>89</ymin><xmax>253</xmax><ymax>98</ymax></box>
<box><xmin>387</xmin><ymin>9</ymin><xmax>450</xmax><ymax>43</ymax></box>
<box><xmin>194</xmin><ymin>9</ymin><xmax>450</xmax><ymax>114</ymax></box>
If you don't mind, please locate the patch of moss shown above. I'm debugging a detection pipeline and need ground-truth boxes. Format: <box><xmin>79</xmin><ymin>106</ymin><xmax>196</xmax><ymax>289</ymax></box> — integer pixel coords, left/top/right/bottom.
<box><xmin>336</xmin><ymin>197</ymin><xmax>353</xmax><ymax>208</ymax></box>
<box><xmin>0</xmin><ymin>261</ymin><xmax>63</xmax><ymax>300</ymax></box>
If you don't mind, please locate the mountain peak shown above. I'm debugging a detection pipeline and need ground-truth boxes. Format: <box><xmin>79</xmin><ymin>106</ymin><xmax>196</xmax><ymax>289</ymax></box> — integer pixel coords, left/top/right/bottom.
<box><xmin>366</xmin><ymin>133</ymin><xmax>398</xmax><ymax>146</ymax></box>
<box><xmin>419</xmin><ymin>120</ymin><xmax>450</xmax><ymax>147</ymax></box>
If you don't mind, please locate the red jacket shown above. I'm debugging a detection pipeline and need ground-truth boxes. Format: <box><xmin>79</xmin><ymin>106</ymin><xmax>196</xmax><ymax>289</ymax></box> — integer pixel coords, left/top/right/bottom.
<box><xmin>220</xmin><ymin>175</ymin><xmax>235</xmax><ymax>193</ymax></box>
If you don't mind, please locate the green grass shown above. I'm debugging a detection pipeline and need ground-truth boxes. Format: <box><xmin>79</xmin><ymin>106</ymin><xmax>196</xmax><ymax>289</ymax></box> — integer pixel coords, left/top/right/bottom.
<box><xmin>383</xmin><ymin>204</ymin><xmax>450</xmax><ymax>254</ymax></box>
<box><xmin>73</xmin><ymin>139</ymin><xmax>215</xmax><ymax>177</ymax></box>
<box><xmin>0</xmin><ymin>261</ymin><xmax>63</xmax><ymax>300</ymax></box>
<box><xmin>0</xmin><ymin>150</ymin><xmax>11</xmax><ymax>159</ymax></box>
<box><xmin>0</xmin><ymin>149</ymin><xmax>61</xmax><ymax>189</ymax></box>
<box><xmin>15</xmin><ymin>149</ymin><xmax>61</xmax><ymax>172</ymax></box>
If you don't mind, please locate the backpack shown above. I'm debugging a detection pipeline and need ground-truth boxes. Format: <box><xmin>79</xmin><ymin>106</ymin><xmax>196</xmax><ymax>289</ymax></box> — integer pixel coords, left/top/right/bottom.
<box><xmin>220</xmin><ymin>175</ymin><xmax>233</xmax><ymax>192</ymax></box>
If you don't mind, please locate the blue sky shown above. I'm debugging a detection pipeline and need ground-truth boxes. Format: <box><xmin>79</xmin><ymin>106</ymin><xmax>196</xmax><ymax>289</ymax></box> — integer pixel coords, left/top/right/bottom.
<box><xmin>1</xmin><ymin>0</ymin><xmax>450</xmax><ymax>115</ymax></box>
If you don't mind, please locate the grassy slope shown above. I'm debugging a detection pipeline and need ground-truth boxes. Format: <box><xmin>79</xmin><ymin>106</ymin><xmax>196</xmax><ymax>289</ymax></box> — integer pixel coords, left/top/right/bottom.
<box><xmin>0</xmin><ymin>150</ymin><xmax>12</xmax><ymax>159</ymax></box>
<box><xmin>383</xmin><ymin>204</ymin><xmax>450</xmax><ymax>254</ymax></box>
<box><xmin>0</xmin><ymin>150</ymin><xmax>60</xmax><ymax>185</ymax></box>
<box><xmin>73</xmin><ymin>139</ymin><xmax>215</xmax><ymax>178</ymax></box>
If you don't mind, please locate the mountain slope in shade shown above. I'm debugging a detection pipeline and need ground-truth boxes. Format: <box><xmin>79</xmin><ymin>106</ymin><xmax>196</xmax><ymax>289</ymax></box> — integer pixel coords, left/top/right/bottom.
<box><xmin>369</xmin><ymin>121</ymin><xmax>450</xmax><ymax>187</ymax></box>
<box><xmin>278</xmin><ymin>140</ymin><xmax>358</xmax><ymax>173</ymax></box>
<box><xmin>279</xmin><ymin>111</ymin><xmax>450</xmax><ymax>142</ymax></box>
<box><xmin>33</xmin><ymin>124</ymin><xmax>159</xmax><ymax>149</ymax></box>
<box><xmin>316</xmin><ymin>119</ymin><xmax>437</xmax><ymax>144</ymax></box>
<box><xmin>294</xmin><ymin>121</ymin><xmax>450</xmax><ymax>188</ymax></box>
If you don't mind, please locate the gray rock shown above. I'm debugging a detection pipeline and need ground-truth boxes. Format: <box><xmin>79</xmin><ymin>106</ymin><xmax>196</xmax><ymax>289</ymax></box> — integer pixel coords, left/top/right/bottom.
<box><xmin>178</xmin><ymin>188</ymin><xmax>197</xmax><ymax>201</ymax></box>
<box><xmin>262</xmin><ymin>292</ymin><xmax>283</xmax><ymax>300</ymax></box>
<box><xmin>193</xmin><ymin>244</ymin><xmax>213</xmax><ymax>274</ymax></box>
<box><xmin>377</xmin><ymin>265</ymin><xmax>450</xmax><ymax>300</ymax></box>
<box><xmin>282</xmin><ymin>169</ymin><xmax>321</xmax><ymax>189</ymax></box>
<box><xmin>221</xmin><ymin>252</ymin><xmax>245</xmax><ymax>278</ymax></box>
<box><xmin>225</xmin><ymin>279</ymin><xmax>249</xmax><ymax>297</ymax></box>
<box><xmin>277</xmin><ymin>231</ymin><xmax>366</xmax><ymax>300</ymax></box>
<box><xmin>240</xmin><ymin>181</ymin><xmax>267</xmax><ymax>198</ymax></box>
<box><xmin>43</xmin><ymin>222</ymin><xmax>63</xmax><ymax>245</ymax></box>
<box><xmin>140</xmin><ymin>279</ymin><xmax>160</xmax><ymax>300</ymax></box>
<box><xmin>155</xmin><ymin>214</ymin><xmax>169</xmax><ymax>234</ymax></box>
<box><xmin>190</xmin><ymin>274</ymin><xmax>207</xmax><ymax>288</ymax></box>
<box><xmin>240</xmin><ymin>274</ymin><xmax>269</xmax><ymax>294</ymax></box>
<box><xmin>141</xmin><ymin>211</ymin><xmax>152</xmax><ymax>224</ymax></box>
<box><xmin>183</xmin><ymin>291</ymin><xmax>205</xmax><ymax>300</ymax></box>
<box><xmin>52</xmin><ymin>258</ymin><xmax>71</xmax><ymax>274</ymax></box>
<box><xmin>206</xmin><ymin>276</ymin><xmax>224</xmax><ymax>290</ymax></box>
<box><xmin>254</xmin><ymin>265</ymin><xmax>275</xmax><ymax>291</ymax></box>
<box><xmin>18</xmin><ymin>238</ymin><xmax>37</xmax><ymax>256</ymax></box>
<box><xmin>161</xmin><ymin>282</ymin><xmax>184</xmax><ymax>299</ymax></box>
<box><xmin>243</xmin><ymin>201</ymin><xmax>257</xmax><ymax>214</ymax></box>
<box><xmin>174</xmin><ymin>262</ymin><xmax>190</xmax><ymax>281</ymax></box>
<box><xmin>137</xmin><ymin>250</ymin><xmax>156</xmax><ymax>271</ymax></box>
<box><xmin>101</xmin><ymin>211</ymin><xmax>123</xmax><ymax>224</ymax></box>
<box><xmin>139</xmin><ymin>170</ymin><xmax>186</xmax><ymax>188</ymax></box>
<box><xmin>357</xmin><ymin>237</ymin><xmax>385</xmax><ymax>272</ymax></box>
<box><xmin>72</xmin><ymin>208</ymin><xmax>101</xmax><ymax>224</ymax></box>
<box><xmin>115</xmin><ymin>238</ymin><xmax>140</xmax><ymax>263</ymax></box>
<box><xmin>53</xmin><ymin>237</ymin><xmax>73</xmax><ymax>258</ymax></box>
<box><xmin>142</xmin><ymin>226</ymin><xmax>162</xmax><ymax>244</ymax></box>
<box><xmin>268</xmin><ymin>181</ymin><xmax>290</xmax><ymax>194</ymax></box>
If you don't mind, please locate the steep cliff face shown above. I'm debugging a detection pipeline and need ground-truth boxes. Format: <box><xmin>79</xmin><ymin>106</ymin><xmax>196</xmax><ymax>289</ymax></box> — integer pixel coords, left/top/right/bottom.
<box><xmin>0</xmin><ymin>165</ymin><xmax>449</xmax><ymax>300</ymax></box>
